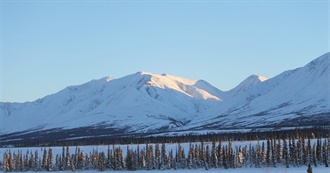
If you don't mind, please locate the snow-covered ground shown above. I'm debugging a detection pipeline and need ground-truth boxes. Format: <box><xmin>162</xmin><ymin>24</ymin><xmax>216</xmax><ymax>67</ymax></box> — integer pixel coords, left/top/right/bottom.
<box><xmin>18</xmin><ymin>167</ymin><xmax>330</xmax><ymax>173</ymax></box>
<box><xmin>1</xmin><ymin>139</ymin><xmax>329</xmax><ymax>172</ymax></box>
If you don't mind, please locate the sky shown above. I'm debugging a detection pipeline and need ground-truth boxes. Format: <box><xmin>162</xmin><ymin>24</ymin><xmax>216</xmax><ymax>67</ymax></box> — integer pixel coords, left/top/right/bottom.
<box><xmin>1</xmin><ymin>0</ymin><xmax>329</xmax><ymax>103</ymax></box>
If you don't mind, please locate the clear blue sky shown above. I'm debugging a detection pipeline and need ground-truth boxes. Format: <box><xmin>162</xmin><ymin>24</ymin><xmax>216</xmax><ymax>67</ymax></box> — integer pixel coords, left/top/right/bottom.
<box><xmin>1</xmin><ymin>0</ymin><xmax>329</xmax><ymax>103</ymax></box>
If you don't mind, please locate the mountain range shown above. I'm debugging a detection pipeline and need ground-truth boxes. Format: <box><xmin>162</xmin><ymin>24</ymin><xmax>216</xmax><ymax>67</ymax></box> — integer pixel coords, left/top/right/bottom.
<box><xmin>1</xmin><ymin>53</ymin><xmax>329</xmax><ymax>142</ymax></box>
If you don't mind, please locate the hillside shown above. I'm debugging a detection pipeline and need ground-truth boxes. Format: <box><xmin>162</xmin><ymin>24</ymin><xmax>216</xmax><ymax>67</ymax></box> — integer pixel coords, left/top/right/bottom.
<box><xmin>0</xmin><ymin>53</ymin><xmax>329</xmax><ymax>142</ymax></box>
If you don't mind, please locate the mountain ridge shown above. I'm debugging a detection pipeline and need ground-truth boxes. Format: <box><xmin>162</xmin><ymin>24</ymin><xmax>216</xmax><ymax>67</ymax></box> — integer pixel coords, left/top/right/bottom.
<box><xmin>1</xmin><ymin>52</ymin><xmax>329</xmax><ymax>142</ymax></box>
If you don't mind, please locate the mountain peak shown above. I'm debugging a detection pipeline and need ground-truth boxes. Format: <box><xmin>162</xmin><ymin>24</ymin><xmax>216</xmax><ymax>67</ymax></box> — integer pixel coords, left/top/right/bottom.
<box><xmin>229</xmin><ymin>74</ymin><xmax>268</xmax><ymax>93</ymax></box>
<box><xmin>249</xmin><ymin>74</ymin><xmax>268</xmax><ymax>82</ymax></box>
<box><xmin>137</xmin><ymin>71</ymin><xmax>154</xmax><ymax>76</ymax></box>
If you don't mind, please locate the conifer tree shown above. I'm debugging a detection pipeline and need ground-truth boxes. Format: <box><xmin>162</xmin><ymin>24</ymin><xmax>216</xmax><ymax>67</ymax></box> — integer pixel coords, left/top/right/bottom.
<box><xmin>222</xmin><ymin>146</ymin><xmax>228</xmax><ymax>169</ymax></box>
<box><xmin>18</xmin><ymin>150</ymin><xmax>23</xmax><ymax>171</ymax></box>
<box><xmin>194</xmin><ymin>144</ymin><xmax>200</xmax><ymax>168</ymax></box>
<box><xmin>161</xmin><ymin>143</ymin><xmax>167</xmax><ymax>170</ymax></box>
<box><xmin>205</xmin><ymin>145</ymin><xmax>210</xmax><ymax>170</ymax></box>
<box><xmin>61</xmin><ymin>146</ymin><xmax>65</xmax><ymax>169</ymax></box>
<box><xmin>256</xmin><ymin>142</ymin><xmax>261</xmax><ymax>168</ymax></box>
<box><xmin>307</xmin><ymin>163</ymin><xmax>312</xmax><ymax>173</ymax></box>
<box><xmin>65</xmin><ymin>146</ymin><xmax>71</xmax><ymax>170</ymax></box>
<box><xmin>323</xmin><ymin>139</ymin><xmax>329</xmax><ymax>167</ymax></box>
<box><xmin>211</xmin><ymin>139</ymin><xmax>218</xmax><ymax>168</ymax></box>
<box><xmin>113</xmin><ymin>145</ymin><xmax>117</xmax><ymax>170</ymax></box>
<box><xmin>307</xmin><ymin>137</ymin><xmax>312</xmax><ymax>165</ymax></box>
<box><xmin>98</xmin><ymin>152</ymin><xmax>105</xmax><ymax>171</ymax></box>
<box><xmin>126</xmin><ymin>146</ymin><xmax>134</xmax><ymax>170</ymax></box>
<box><xmin>188</xmin><ymin>144</ymin><xmax>193</xmax><ymax>169</ymax></box>
<box><xmin>24</xmin><ymin>150</ymin><xmax>29</xmax><ymax>171</ymax></box>
<box><xmin>217</xmin><ymin>140</ymin><xmax>222</xmax><ymax>168</ymax></box>
<box><xmin>261</xmin><ymin>142</ymin><xmax>266</xmax><ymax>167</ymax></box>
<box><xmin>29</xmin><ymin>151</ymin><xmax>34</xmax><ymax>170</ymax></box>
<box><xmin>271</xmin><ymin>139</ymin><xmax>277</xmax><ymax>167</ymax></box>
<box><xmin>302</xmin><ymin>137</ymin><xmax>307</xmax><ymax>165</ymax></box>
<box><xmin>47</xmin><ymin>148</ymin><xmax>53</xmax><ymax>171</ymax></box>
<box><xmin>168</xmin><ymin>149</ymin><xmax>173</xmax><ymax>169</ymax></box>
<box><xmin>277</xmin><ymin>138</ymin><xmax>282</xmax><ymax>164</ymax></box>
<box><xmin>41</xmin><ymin>148</ymin><xmax>47</xmax><ymax>170</ymax></box>
<box><xmin>139</xmin><ymin>149</ymin><xmax>146</xmax><ymax>169</ymax></box>
<box><xmin>290</xmin><ymin>138</ymin><xmax>296</xmax><ymax>166</ymax></box>
<box><xmin>136</xmin><ymin>145</ymin><xmax>140</xmax><ymax>170</ymax></box>
<box><xmin>155</xmin><ymin>144</ymin><xmax>161</xmax><ymax>169</ymax></box>
<box><xmin>266</xmin><ymin>139</ymin><xmax>271</xmax><ymax>167</ymax></box>
<box><xmin>228</xmin><ymin>140</ymin><xmax>234</xmax><ymax>168</ymax></box>
<box><xmin>107</xmin><ymin>145</ymin><xmax>112</xmax><ymax>170</ymax></box>
<box><xmin>34</xmin><ymin>150</ymin><xmax>39</xmax><ymax>171</ymax></box>
<box><xmin>3</xmin><ymin>152</ymin><xmax>9</xmax><ymax>172</ymax></box>
<box><xmin>283</xmin><ymin>138</ymin><xmax>289</xmax><ymax>168</ymax></box>
<box><xmin>55</xmin><ymin>154</ymin><xmax>61</xmax><ymax>171</ymax></box>
<box><xmin>237</xmin><ymin>146</ymin><xmax>243</xmax><ymax>168</ymax></box>
<box><xmin>316</xmin><ymin>138</ymin><xmax>322</xmax><ymax>164</ymax></box>
<box><xmin>312</xmin><ymin>144</ymin><xmax>317</xmax><ymax>167</ymax></box>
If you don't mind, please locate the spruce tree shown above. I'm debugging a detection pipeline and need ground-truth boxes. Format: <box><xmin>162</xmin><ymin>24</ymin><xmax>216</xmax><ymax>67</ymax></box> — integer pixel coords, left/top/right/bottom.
<box><xmin>261</xmin><ymin>142</ymin><xmax>266</xmax><ymax>167</ymax></box>
<box><xmin>47</xmin><ymin>148</ymin><xmax>53</xmax><ymax>171</ymax></box>
<box><xmin>211</xmin><ymin>139</ymin><xmax>218</xmax><ymax>168</ymax></box>
<box><xmin>307</xmin><ymin>163</ymin><xmax>312</xmax><ymax>173</ymax></box>
<box><xmin>24</xmin><ymin>150</ymin><xmax>29</xmax><ymax>171</ymax></box>
<box><xmin>316</xmin><ymin>138</ymin><xmax>322</xmax><ymax>164</ymax></box>
<box><xmin>266</xmin><ymin>139</ymin><xmax>271</xmax><ymax>167</ymax></box>
<box><xmin>271</xmin><ymin>139</ymin><xmax>277</xmax><ymax>167</ymax></box>
<box><xmin>65</xmin><ymin>146</ymin><xmax>71</xmax><ymax>170</ymax></box>
<box><xmin>312</xmin><ymin>144</ymin><xmax>317</xmax><ymax>167</ymax></box>
<box><xmin>98</xmin><ymin>152</ymin><xmax>105</xmax><ymax>171</ymax></box>
<box><xmin>126</xmin><ymin>146</ymin><xmax>134</xmax><ymax>170</ymax></box>
<box><xmin>323</xmin><ymin>140</ymin><xmax>329</xmax><ymax>167</ymax></box>
<box><xmin>277</xmin><ymin>138</ymin><xmax>282</xmax><ymax>164</ymax></box>
<box><xmin>161</xmin><ymin>143</ymin><xmax>167</xmax><ymax>170</ymax></box>
<box><xmin>3</xmin><ymin>152</ymin><xmax>10</xmax><ymax>172</ymax></box>
<box><xmin>155</xmin><ymin>144</ymin><xmax>161</xmax><ymax>169</ymax></box>
<box><xmin>217</xmin><ymin>140</ymin><xmax>222</xmax><ymax>168</ymax></box>
<box><xmin>237</xmin><ymin>146</ymin><xmax>243</xmax><ymax>168</ymax></box>
<box><xmin>222</xmin><ymin>146</ymin><xmax>228</xmax><ymax>169</ymax></box>
<box><xmin>283</xmin><ymin>138</ymin><xmax>289</xmax><ymax>168</ymax></box>
<box><xmin>188</xmin><ymin>144</ymin><xmax>193</xmax><ymax>169</ymax></box>
<box><xmin>34</xmin><ymin>150</ymin><xmax>39</xmax><ymax>171</ymax></box>
<box><xmin>168</xmin><ymin>149</ymin><xmax>173</xmax><ymax>169</ymax></box>
<box><xmin>194</xmin><ymin>144</ymin><xmax>200</xmax><ymax>168</ymax></box>
<box><xmin>107</xmin><ymin>145</ymin><xmax>112</xmax><ymax>170</ymax></box>
<box><xmin>41</xmin><ymin>148</ymin><xmax>47</xmax><ymax>170</ymax></box>
<box><xmin>205</xmin><ymin>145</ymin><xmax>210</xmax><ymax>170</ymax></box>
<box><xmin>55</xmin><ymin>154</ymin><xmax>60</xmax><ymax>171</ymax></box>
<box><xmin>139</xmin><ymin>149</ymin><xmax>146</xmax><ymax>169</ymax></box>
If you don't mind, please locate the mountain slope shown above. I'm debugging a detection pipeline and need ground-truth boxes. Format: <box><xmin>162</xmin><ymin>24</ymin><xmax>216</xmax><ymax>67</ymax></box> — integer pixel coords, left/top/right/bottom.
<box><xmin>0</xmin><ymin>53</ymin><xmax>329</xmax><ymax>142</ymax></box>
<box><xmin>0</xmin><ymin>72</ymin><xmax>224</xmax><ymax>135</ymax></box>
<box><xmin>186</xmin><ymin>52</ymin><xmax>329</xmax><ymax>130</ymax></box>
<box><xmin>227</xmin><ymin>74</ymin><xmax>268</xmax><ymax>96</ymax></box>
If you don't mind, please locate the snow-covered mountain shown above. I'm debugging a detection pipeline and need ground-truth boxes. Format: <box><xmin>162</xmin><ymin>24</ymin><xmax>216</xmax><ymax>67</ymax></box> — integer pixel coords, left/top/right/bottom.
<box><xmin>227</xmin><ymin>74</ymin><xmax>268</xmax><ymax>97</ymax></box>
<box><xmin>0</xmin><ymin>53</ymin><xmax>329</xmax><ymax>142</ymax></box>
<box><xmin>0</xmin><ymin>72</ymin><xmax>224</xmax><ymax>136</ymax></box>
<box><xmin>185</xmin><ymin>52</ymin><xmax>329</xmax><ymax>130</ymax></box>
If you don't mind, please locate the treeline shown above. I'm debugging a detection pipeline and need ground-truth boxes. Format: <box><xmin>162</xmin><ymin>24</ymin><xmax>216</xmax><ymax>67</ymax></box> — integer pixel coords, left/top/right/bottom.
<box><xmin>2</xmin><ymin>136</ymin><xmax>329</xmax><ymax>172</ymax></box>
<box><xmin>8</xmin><ymin>126</ymin><xmax>330</xmax><ymax>147</ymax></box>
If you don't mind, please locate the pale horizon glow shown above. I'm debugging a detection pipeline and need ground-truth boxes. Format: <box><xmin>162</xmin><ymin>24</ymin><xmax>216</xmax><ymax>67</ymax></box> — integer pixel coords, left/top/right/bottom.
<box><xmin>1</xmin><ymin>1</ymin><xmax>329</xmax><ymax>103</ymax></box>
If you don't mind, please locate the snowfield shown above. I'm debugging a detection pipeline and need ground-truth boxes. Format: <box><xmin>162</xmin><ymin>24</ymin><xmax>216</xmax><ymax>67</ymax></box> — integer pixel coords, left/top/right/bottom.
<box><xmin>1</xmin><ymin>138</ymin><xmax>329</xmax><ymax>172</ymax></box>
<box><xmin>17</xmin><ymin>167</ymin><xmax>330</xmax><ymax>173</ymax></box>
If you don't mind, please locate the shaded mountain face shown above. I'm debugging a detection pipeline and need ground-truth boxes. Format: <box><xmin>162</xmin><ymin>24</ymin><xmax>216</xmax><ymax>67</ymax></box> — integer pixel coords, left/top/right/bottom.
<box><xmin>0</xmin><ymin>53</ymin><xmax>329</xmax><ymax>141</ymax></box>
